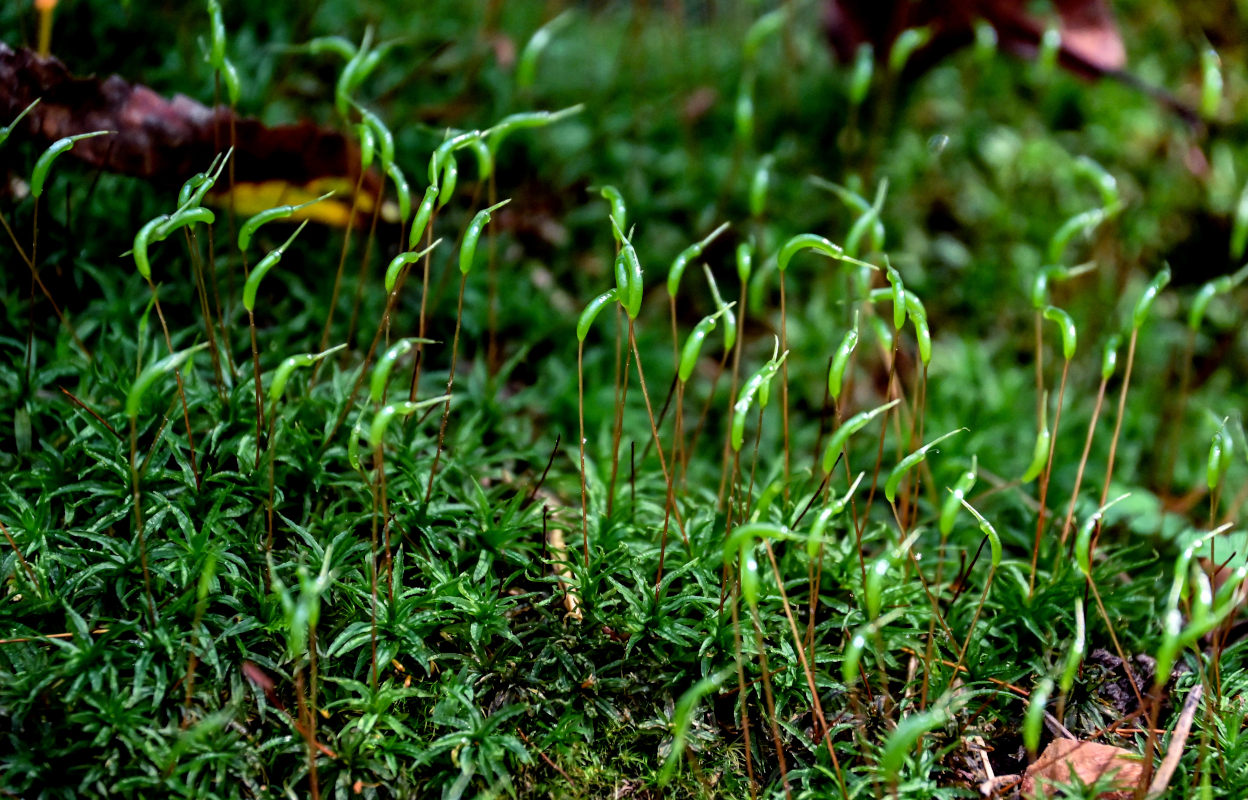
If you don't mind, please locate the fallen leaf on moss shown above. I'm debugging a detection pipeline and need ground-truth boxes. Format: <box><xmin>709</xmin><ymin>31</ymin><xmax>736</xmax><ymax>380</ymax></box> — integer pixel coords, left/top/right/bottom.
<box><xmin>1020</xmin><ymin>739</ymin><xmax>1144</xmax><ymax>799</ymax></box>
<box><xmin>0</xmin><ymin>43</ymin><xmax>387</xmax><ymax>226</ymax></box>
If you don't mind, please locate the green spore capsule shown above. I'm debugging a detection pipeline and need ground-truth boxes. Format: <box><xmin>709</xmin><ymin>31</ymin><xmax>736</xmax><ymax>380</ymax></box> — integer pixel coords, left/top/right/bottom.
<box><xmin>385</xmin><ymin>161</ymin><xmax>412</xmax><ymax>224</ymax></box>
<box><xmin>613</xmin><ymin>225</ymin><xmax>644</xmax><ymax>320</ymax></box>
<box><xmin>577</xmin><ymin>289</ymin><xmax>618</xmax><ymax>342</ymax></box>
<box><xmin>1208</xmin><ymin>426</ymin><xmax>1232</xmax><ymax>491</ymax></box>
<box><xmin>807</xmin><ymin>472</ymin><xmax>864</xmax><ymax>559</ymax></box>
<box><xmin>516</xmin><ymin>10</ymin><xmax>574</xmax><ymax>90</ymax></box>
<box><xmin>243</xmin><ymin>221</ymin><xmax>310</xmax><ymax>313</ymax></box>
<box><xmin>466</xmin><ymin>138</ymin><xmax>493</xmax><ymax>181</ymax></box>
<box><xmin>667</xmin><ymin>222</ymin><xmax>730</xmax><ymax>298</ymax></box>
<box><xmin>460</xmin><ymin>199</ymin><xmax>511</xmax><ymax>276</ymax></box>
<box><xmin>844</xmin><ymin>179</ymin><xmax>887</xmax><ymax>258</ymax></box>
<box><xmin>827</xmin><ymin>310</ymin><xmax>860</xmax><ymax>401</ymax></box>
<box><xmin>1074</xmin><ymin>494</ymin><xmax>1129</xmax><ymax>578</ymax></box>
<box><xmin>743</xmin><ymin>8</ymin><xmax>784</xmax><ymax>64</ymax></box>
<box><xmin>158</xmin><ymin>206</ymin><xmax>215</xmax><ymax>242</ymax></box>
<box><xmin>866</xmin><ymin>531</ymin><xmax>919</xmax><ymax>620</ymax></box>
<box><xmin>133</xmin><ymin>215</ymin><xmax>171</xmax><ymax>281</ymax></box>
<box><xmin>127</xmin><ymin>343</ymin><xmax>208</xmax><ymax>419</ymax></box>
<box><xmin>678</xmin><ymin>304</ymin><xmax>734</xmax><ymax>383</ymax></box>
<box><xmin>1131</xmin><ymin>266</ymin><xmax>1171</xmax><ymax>330</ymax></box>
<box><xmin>1060</xmin><ymin>597</ymin><xmax>1086</xmax><ymax>694</ymax></box>
<box><xmin>369</xmin><ymin>395</ymin><xmax>451</xmax><ymax>449</ymax></box>
<box><xmin>385</xmin><ymin>239</ymin><xmax>443</xmax><ymax>294</ymax></box>
<box><xmin>722</xmin><ymin>522</ymin><xmax>786</xmax><ymax>610</ymax></box>
<box><xmin>221</xmin><ymin>57</ymin><xmax>241</xmax><ymax>106</ymax></box>
<box><xmin>486</xmin><ymin>105</ymin><xmax>584</xmax><ymax>155</ymax></box>
<box><xmin>1101</xmin><ymin>335</ymin><xmax>1120</xmax><ymax>381</ymax></box>
<box><xmin>1201</xmin><ymin>47</ymin><xmax>1223</xmax><ymax>119</ymax></box>
<box><xmin>207</xmin><ymin>0</ymin><xmax>227</xmax><ymax>66</ymax></box>
<box><xmin>703</xmin><ymin>265</ymin><xmax>736</xmax><ymax>354</ymax></box>
<box><xmin>1232</xmin><ymin>180</ymin><xmax>1248</xmax><ymax>260</ymax></box>
<box><xmin>1023</xmin><ymin>678</ymin><xmax>1053</xmax><ymax>756</ymax></box>
<box><xmin>269</xmin><ymin>344</ymin><xmax>347</xmax><ymax>402</ymax></box>
<box><xmin>1043</xmin><ymin>305</ymin><xmax>1077</xmax><ymax>361</ymax></box>
<box><xmin>31</xmin><ymin>130</ymin><xmax>113</xmax><ymax>198</ymax></box>
<box><xmin>409</xmin><ymin>186</ymin><xmax>439</xmax><ymax>250</ymax></box>
<box><xmin>957</xmin><ymin>496</ymin><xmax>1001</xmax><ymax>569</ymax></box>
<box><xmin>1021</xmin><ymin>394</ymin><xmax>1050</xmax><ymax>483</ymax></box>
<box><xmin>904</xmin><ymin>291</ymin><xmax>932</xmax><ymax>364</ymax></box>
<box><xmin>305</xmin><ymin>35</ymin><xmax>356</xmax><ymax>61</ymax></box>
<box><xmin>429</xmin><ymin>130</ymin><xmax>480</xmax><ymax>186</ymax></box>
<box><xmin>885</xmin><ymin>428</ymin><xmax>965</xmax><ymax>504</ymax></box>
<box><xmin>749</xmin><ymin>155</ymin><xmax>773</xmax><ymax>218</ymax></box>
<box><xmin>848</xmin><ymin>43</ymin><xmax>873</xmax><ymax>106</ymax></box>
<box><xmin>1072</xmin><ymin>155</ymin><xmax>1120</xmax><ymax>210</ymax></box>
<box><xmin>356</xmin><ymin>122</ymin><xmax>376</xmax><ymax>169</ymax></box>
<box><xmin>736</xmin><ymin>241</ymin><xmax>754</xmax><ymax>285</ymax></box>
<box><xmin>334</xmin><ymin>28</ymin><xmax>374</xmax><ymax>117</ymax></box>
<box><xmin>178</xmin><ymin>171</ymin><xmax>212</xmax><ymax>209</ymax></box>
<box><xmin>599</xmin><ymin>185</ymin><xmax>627</xmax><ymax>239</ymax></box>
<box><xmin>777</xmin><ymin>233</ymin><xmax>843</xmax><ymax>274</ymax></box>
<box><xmin>176</xmin><ymin>151</ymin><xmax>229</xmax><ymax>211</ymax></box>
<box><xmin>238</xmin><ymin>192</ymin><xmax>333</xmax><ymax>252</ymax></box>
<box><xmin>371</xmin><ymin>338</ymin><xmax>433</xmax><ymax>405</ymax></box>
<box><xmin>821</xmin><ymin>399</ymin><xmax>900</xmax><ymax>473</ymax></box>
<box><xmin>1037</xmin><ymin>26</ymin><xmax>1060</xmax><ymax>78</ymax></box>
<box><xmin>0</xmin><ymin>99</ymin><xmax>39</xmax><ymax>149</ymax></box>
<box><xmin>436</xmin><ymin>156</ymin><xmax>458</xmax><ymax>208</ymax></box>
<box><xmin>347</xmin><ymin>411</ymin><xmax>367</xmax><ymax>471</ymax></box>
<box><xmin>973</xmin><ymin>20</ymin><xmax>997</xmax><ymax>62</ymax></box>
<box><xmin>1048</xmin><ymin>207</ymin><xmax>1107</xmax><ymax>265</ymax></box>
<box><xmin>730</xmin><ymin>351</ymin><xmax>787</xmax><ymax>451</ymax></box>
<box><xmin>938</xmin><ymin>457</ymin><xmax>978</xmax><ymax>537</ymax></box>
<box><xmin>888</xmin><ymin>26</ymin><xmax>930</xmax><ymax>73</ymax></box>
<box><xmin>882</xmin><ymin>706</ymin><xmax>950</xmax><ymax>785</ymax></box>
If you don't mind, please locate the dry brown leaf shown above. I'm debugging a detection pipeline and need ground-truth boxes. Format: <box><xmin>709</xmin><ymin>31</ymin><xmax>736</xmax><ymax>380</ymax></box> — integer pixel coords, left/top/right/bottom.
<box><xmin>1021</xmin><ymin>739</ymin><xmax>1144</xmax><ymax>799</ymax></box>
<box><xmin>0</xmin><ymin>43</ymin><xmax>384</xmax><ymax>226</ymax></box>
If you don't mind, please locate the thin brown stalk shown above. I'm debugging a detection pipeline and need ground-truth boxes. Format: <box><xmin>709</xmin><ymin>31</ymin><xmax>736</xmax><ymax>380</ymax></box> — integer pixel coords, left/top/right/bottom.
<box><xmin>1059</xmin><ymin>374</ymin><xmax>1110</xmax><ymax>549</ymax></box>
<box><xmin>426</xmin><ymin>274</ymin><xmax>467</xmax><ymax>502</ymax></box>
<box><xmin>0</xmin><ymin>518</ymin><xmax>37</xmax><ymax>589</ymax></box>
<box><xmin>314</xmin><ymin>168</ymin><xmax>365</xmax><ymax>382</ymax></box>
<box><xmin>409</xmin><ymin>214</ymin><xmax>439</xmax><ymax>400</ymax></box>
<box><xmin>730</xmin><ymin>595</ymin><xmax>758</xmax><ymax>800</ymax></box>
<box><xmin>749</xmin><ymin>609</ymin><xmax>791</xmax><ymax>800</ymax></box>
<box><xmin>577</xmin><ymin>342</ymin><xmax>590</xmax><ymax>567</ymax></box>
<box><xmin>2</xmin><ymin>208</ymin><xmax>90</xmax><ymax>358</ymax></box>
<box><xmin>248</xmin><ymin>310</ymin><xmax>265</xmax><ymax>471</ymax></box>
<box><xmin>183</xmin><ymin>228</ymin><xmax>226</xmax><ymax>403</ymax></box>
<box><xmin>607</xmin><ymin>308</ymin><xmax>630</xmax><ymax>515</ymax></box>
<box><xmin>1029</xmin><ymin>360</ymin><xmax>1069</xmax><ymax>594</ymax></box>
<box><xmin>130</xmin><ymin>418</ymin><xmax>157</xmax><ymax>628</ymax></box>
<box><xmin>779</xmin><ymin>276</ymin><xmax>791</xmax><ymax>496</ymax></box>
<box><xmin>1095</xmin><ymin>329</ymin><xmax>1138</xmax><ymax>553</ymax></box>
<box><xmin>59</xmin><ymin>386</ymin><xmax>121</xmax><ymax>440</ymax></box>
<box><xmin>762</xmin><ymin>542</ymin><xmax>849</xmax><ymax>794</ymax></box>
<box><xmin>346</xmin><ymin>178</ymin><xmax>385</xmax><ymax>350</ymax></box>
<box><xmin>718</xmin><ymin>287</ymin><xmax>748</xmax><ymax>506</ymax></box>
<box><xmin>148</xmin><ymin>286</ymin><xmax>202</xmax><ymax>490</ymax></box>
<box><xmin>628</xmin><ymin>323</ymin><xmax>689</xmax><ymax>548</ymax></box>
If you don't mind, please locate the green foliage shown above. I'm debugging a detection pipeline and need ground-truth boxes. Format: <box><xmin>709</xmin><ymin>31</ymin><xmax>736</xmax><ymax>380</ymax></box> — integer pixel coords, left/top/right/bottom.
<box><xmin>1</xmin><ymin>2</ymin><xmax>1247</xmax><ymax>799</ymax></box>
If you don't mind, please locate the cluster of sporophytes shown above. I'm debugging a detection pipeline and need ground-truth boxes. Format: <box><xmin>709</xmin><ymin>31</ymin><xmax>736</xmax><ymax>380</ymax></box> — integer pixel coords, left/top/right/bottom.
<box><xmin>2</xmin><ymin>2</ymin><xmax>1247</xmax><ymax>798</ymax></box>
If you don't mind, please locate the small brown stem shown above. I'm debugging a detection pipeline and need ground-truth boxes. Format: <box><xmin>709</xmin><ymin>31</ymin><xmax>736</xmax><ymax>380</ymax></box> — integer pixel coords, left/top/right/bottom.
<box><xmin>578</xmin><ymin>343</ymin><xmax>590</xmax><ymax>567</ymax></box>
<box><xmin>0</xmin><ymin>518</ymin><xmax>37</xmax><ymax>589</ymax></box>
<box><xmin>313</xmin><ymin>168</ymin><xmax>365</xmax><ymax>383</ymax></box>
<box><xmin>426</xmin><ymin>274</ymin><xmax>467</xmax><ymax>502</ymax></box>
<box><xmin>629</xmin><ymin>323</ymin><xmax>689</xmax><ymax>549</ymax></box>
<box><xmin>1059</xmin><ymin>374</ymin><xmax>1109</xmax><ymax>549</ymax></box>
<box><xmin>1095</xmin><ymin>329</ymin><xmax>1138</xmax><ymax>553</ymax></box>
